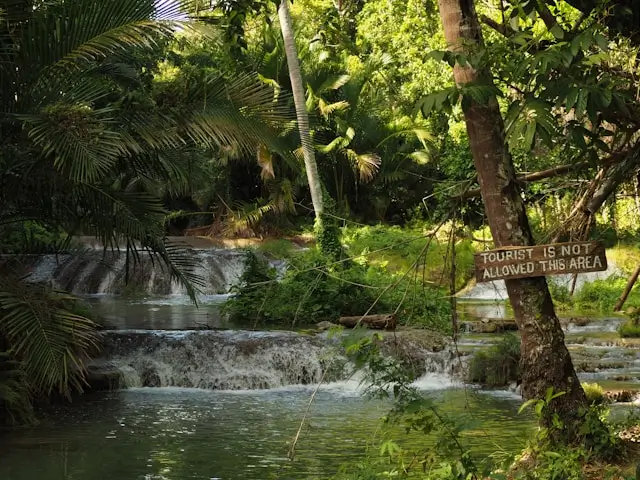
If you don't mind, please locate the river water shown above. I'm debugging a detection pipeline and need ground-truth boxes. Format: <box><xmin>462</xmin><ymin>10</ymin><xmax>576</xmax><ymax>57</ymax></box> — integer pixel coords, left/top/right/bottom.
<box><xmin>0</xmin><ymin>384</ymin><xmax>530</xmax><ymax>480</ymax></box>
<box><xmin>1</xmin><ymin>292</ymin><xmax>637</xmax><ymax>480</ymax></box>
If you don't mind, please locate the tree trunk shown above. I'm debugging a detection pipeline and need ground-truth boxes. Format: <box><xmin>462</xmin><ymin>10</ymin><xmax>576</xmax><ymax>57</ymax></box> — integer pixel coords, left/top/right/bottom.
<box><xmin>437</xmin><ymin>0</ymin><xmax>588</xmax><ymax>435</ymax></box>
<box><xmin>277</xmin><ymin>0</ymin><xmax>324</xmax><ymax>219</ymax></box>
<box><xmin>614</xmin><ymin>264</ymin><xmax>640</xmax><ymax>312</ymax></box>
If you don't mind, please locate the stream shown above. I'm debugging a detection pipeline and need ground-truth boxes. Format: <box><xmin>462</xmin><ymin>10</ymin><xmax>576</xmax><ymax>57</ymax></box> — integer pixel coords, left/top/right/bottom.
<box><xmin>1</xmin><ymin>251</ymin><xmax>639</xmax><ymax>479</ymax></box>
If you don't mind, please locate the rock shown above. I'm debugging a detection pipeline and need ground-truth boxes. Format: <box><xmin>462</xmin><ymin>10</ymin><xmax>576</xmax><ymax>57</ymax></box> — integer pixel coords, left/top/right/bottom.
<box><xmin>86</xmin><ymin>363</ymin><xmax>123</xmax><ymax>391</ymax></box>
<box><xmin>508</xmin><ymin>381</ymin><xmax>522</xmax><ymax>396</ymax></box>
<box><xmin>316</xmin><ymin>321</ymin><xmax>337</xmax><ymax>332</ymax></box>
<box><xmin>604</xmin><ymin>389</ymin><xmax>639</xmax><ymax>403</ymax></box>
<box><xmin>142</xmin><ymin>367</ymin><xmax>161</xmax><ymax>387</ymax></box>
<box><xmin>461</xmin><ymin>320</ymin><xmax>518</xmax><ymax>333</ymax></box>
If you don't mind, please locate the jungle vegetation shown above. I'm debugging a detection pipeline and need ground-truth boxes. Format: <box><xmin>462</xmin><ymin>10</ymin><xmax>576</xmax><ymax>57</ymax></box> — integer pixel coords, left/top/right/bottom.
<box><xmin>2</xmin><ymin>0</ymin><xmax>640</xmax><ymax>476</ymax></box>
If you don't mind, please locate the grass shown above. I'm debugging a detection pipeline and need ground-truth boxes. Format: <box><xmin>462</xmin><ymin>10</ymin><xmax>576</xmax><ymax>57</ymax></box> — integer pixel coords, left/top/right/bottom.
<box><xmin>607</xmin><ymin>245</ymin><xmax>640</xmax><ymax>275</ymax></box>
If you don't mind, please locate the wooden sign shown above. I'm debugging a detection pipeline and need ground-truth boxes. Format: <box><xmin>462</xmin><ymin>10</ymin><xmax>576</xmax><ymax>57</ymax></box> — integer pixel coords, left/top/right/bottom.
<box><xmin>474</xmin><ymin>241</ymin><xmax>607</xmax><ymax>283</ymax></box>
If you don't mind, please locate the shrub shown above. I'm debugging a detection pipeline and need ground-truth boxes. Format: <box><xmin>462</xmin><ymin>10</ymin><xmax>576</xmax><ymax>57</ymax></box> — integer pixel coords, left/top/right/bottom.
<box><xmin>222</xmin><ymin>249</ymin><xmax>452</xmax><ymax>331</ymax></box>
<box><xmin>467</xmin><ymin>334</ymin><xmax>520</xmax><ymax>387</ymax></box>
<box><xmin>547</xmin><ymin>279</ymin><xmax>573</xmax><ymax>306</ymax></box>
<box><xmin>582</xmin><ymin>382</ymin><xmax>606</xmax><ymax>405</ymax></box>
<box><xmin>574</xmin><ymin>276</ymin><xmax>640</xmax><ymax>312</ymax></box>
<box><xmin>619</xmin><ymin>320</ymin><xmax>640</xmax><ymax>338</ymax></box>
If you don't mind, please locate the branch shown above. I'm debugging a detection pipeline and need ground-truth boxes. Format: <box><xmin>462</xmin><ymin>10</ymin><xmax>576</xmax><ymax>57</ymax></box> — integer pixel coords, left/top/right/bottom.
<box><xmin>479</xmin><ymin>14</ymin><xmax>515</xmax><ymax>38</ymax></box>
<box><xmin>454</xmin><ymin>160</ymin><xmax>592</xmax><ymax>200</ymax></box>
<box><xmin>535</xmin><ymin>0</ymin><xmax>566</xmax><ymax>36</ymax></box>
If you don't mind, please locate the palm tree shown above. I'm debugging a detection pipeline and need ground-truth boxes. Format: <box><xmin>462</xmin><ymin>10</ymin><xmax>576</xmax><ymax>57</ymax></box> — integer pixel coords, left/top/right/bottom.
<box><xmin>277</xmin><ymin>0</ymin><xmax>325</xmax><ymax>222</ymax></box>
<box><xmin>0</xmin><ymin>0</ymin><xmax>292</xmax><ymax>421</ymax></box>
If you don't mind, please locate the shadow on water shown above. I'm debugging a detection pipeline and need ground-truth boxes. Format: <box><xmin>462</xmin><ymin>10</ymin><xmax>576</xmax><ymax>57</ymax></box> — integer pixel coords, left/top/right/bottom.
<box><xmin>0</xmin><ymin>386</ymin><xmax>532</xmax><ymax>480</ymax></box>
<box><xmin>87</xmin><ymin>295</ymin><xmax>232</xmax><ymax>330</ymax></box>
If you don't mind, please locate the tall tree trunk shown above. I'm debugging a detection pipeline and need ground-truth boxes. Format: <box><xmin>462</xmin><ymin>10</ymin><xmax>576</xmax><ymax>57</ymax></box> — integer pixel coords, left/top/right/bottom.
<box><xmin>277</xmin><ymin>0</ymin><xmax>324</xmax><ymax>220</ymax></box>
<box><xmin>436</xmin><ymin>0</ymin><xmax>588</xmax><ymax>435</ymax></box>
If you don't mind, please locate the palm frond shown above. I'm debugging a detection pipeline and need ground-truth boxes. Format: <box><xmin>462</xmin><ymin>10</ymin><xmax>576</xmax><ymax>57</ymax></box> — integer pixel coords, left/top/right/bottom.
<box><xmin>344</xmin><ymin>149</ymin><xmax>381</xmax><ymax>182</ymax></box>
<box><xmin>0</xmin><ymin>280</ymin><xmax>99</xmax><ymax>396</ymax></box>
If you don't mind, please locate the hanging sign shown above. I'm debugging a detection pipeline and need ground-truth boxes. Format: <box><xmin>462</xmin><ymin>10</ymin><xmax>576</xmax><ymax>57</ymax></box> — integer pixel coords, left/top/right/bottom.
<box><xmin>474</xmin><ymin>241</ymin><xmax>607</xmax><ymax>282</ymax></box>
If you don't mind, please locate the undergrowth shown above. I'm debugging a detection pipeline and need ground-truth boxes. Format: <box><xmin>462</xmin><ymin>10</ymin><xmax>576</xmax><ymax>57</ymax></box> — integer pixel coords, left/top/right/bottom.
<box><xmin>222</xmin><ymin>249</ymin><xmax>452</xmax><ymax>330</ymax></box>
<box><xmin>341</xmin><ymin>225</ymin><xmax>477</xmax><ymax>290</ymax></box>
<box><xmin>467</xmin><ymin>334</ymin><xmax>520</xmax><ymax>387</ymax></box>
<box><xmin>329</xmin><ymin>331</ymin><xmax>631</xmax><ymax>480</ymax></box>
<box><xmin>575</xmin><ymin>276</ymin><xmax>640</xmax><ymax>312</ymax></box>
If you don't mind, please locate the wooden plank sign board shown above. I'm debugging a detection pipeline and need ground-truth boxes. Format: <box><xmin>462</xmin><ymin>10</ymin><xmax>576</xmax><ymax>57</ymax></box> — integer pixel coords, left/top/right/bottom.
<box><xmin>474</xmin><ymin>241</ymin><xmax>607</xmax><ymax>283</ymax></box>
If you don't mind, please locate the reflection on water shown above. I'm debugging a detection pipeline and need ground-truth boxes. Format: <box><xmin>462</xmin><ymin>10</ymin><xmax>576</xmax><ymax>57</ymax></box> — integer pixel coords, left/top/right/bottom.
<box><xmin>0</xmin><ymin>386</ymin><xmax>532</xmax><ymax>480</ymax></box>
<box><xmin>87</xmin><ymin>295</ymin><xmax>231</xmax><ymax>330</ymax></box>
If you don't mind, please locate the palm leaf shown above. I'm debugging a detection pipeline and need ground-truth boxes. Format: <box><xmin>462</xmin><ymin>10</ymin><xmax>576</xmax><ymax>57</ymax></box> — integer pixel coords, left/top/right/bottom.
<box><xmin>0</xmin><ymin>280</ymin><xmax>99</xmax><ymax>396</ymax></box>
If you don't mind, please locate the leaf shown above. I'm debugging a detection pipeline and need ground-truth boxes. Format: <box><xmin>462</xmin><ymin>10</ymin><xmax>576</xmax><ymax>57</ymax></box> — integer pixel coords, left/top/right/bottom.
<box><xmin>409</xmin><ymin>151</ymin><xmax>431</xmax><ymax>164</ymax></box>
<box><xmin>594</xmin><ymin>33</ymin><xmax>609</xmax><ymax>52</ymax></box>
<box><xmin>0</xmin><ymin>279</ymin><xmax>99</xmax><ymax>396</ymax></box>
<box><xmin>565</xmin><ymin>88</ymin><xmax>579</xmax><ymax>111</ymax></box>
<box><xmin>523</xmin><ymin>119</ymin><xmax>537</xmax><ymax>150</ymax></box>
<box><xmin>549</xmin><ymin>25</ymin><xmax>565</xmax><ymax>40</ymax></box>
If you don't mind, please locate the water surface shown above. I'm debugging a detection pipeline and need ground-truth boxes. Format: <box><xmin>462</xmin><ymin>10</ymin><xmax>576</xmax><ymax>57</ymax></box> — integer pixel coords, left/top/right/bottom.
<box><xmin>0</xmin><ymin>385</ymin><xmax>532</xmax><ymax>480</ymax></box>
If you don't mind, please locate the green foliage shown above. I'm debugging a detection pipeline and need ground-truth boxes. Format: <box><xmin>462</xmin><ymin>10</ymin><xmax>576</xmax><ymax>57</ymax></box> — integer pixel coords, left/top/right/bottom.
<box><xmin>315</xmin><ymin>213</ymin><xmax>343</xmax><ymax>262</ymax></box>
<box><xmin>618</xmin><ymin>308</ymin><xmax>640</xmax><ymax>338</ymax></box>
<box><xmin>468</xmin><ymin>334</ymin><xmax>521</xmax><ymax>387</ymax></box>
<box><xmin>517</xmin><ymin>388</ymin><xmax>623</xmax><ymax>474</ymax></box>
<box><xmin>0</xmin><ymin>277</ymin><xmax>100</xmax><ymax>396</ymax></box>
<box><xmin>256</xmin><ymin>239</ymin><xmax>298</xmax><ymax>259</ymax></box>
<box><xmin>341</xmin><ymin>225</ymin><xmax>477</xmax><ymax>290</ymax></box>
<box><xmin>223</xmin><ymin>248</ymin><xmax>452</xmax><ymax>330</ymax></box>
<box><xmin>547</xmin><ymin>280</ymin><xmax>574</xmax><ymax>307</ymax></box>
<box><xmin>0</xmin><ymin>352</ymin><xmax>34</xmax><ymax>427</ymax></box>
<box><xmin>0</xmin><ymin>221</ymin><xmax>71</xmax><ymax>254</ymax></box>
<box><xmin>581</xmin><ymin>382</ymin><xmax>606</xmax><ymax>405</ymax></box>
<box><xmin>575</xmin><ymin>276</ymin><xmax>640</xmax><ymax>312</ymax></box>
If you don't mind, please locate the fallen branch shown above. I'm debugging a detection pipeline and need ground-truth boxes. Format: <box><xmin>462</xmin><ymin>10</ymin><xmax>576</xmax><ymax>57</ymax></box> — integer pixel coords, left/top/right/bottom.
<box><xmin>338</xmin><ymin>314</ymin><xmax>397</xmax><ymax>330</ymax></box>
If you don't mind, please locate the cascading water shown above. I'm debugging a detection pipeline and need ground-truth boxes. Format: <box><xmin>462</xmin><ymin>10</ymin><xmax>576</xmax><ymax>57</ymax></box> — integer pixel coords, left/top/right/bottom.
<box><xmin>89</xmin><ymin>330</ymin><xmax>462</xmax><ymax>391</ymax></box>
<box><xmin>23</xmin><ymin>249</ymin><xmax>249</xmax><ymax>295</ymax></box>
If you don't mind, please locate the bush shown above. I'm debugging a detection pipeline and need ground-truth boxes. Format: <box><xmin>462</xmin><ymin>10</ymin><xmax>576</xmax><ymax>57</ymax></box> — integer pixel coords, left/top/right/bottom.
<box><xmin>222</xmin><ymin>249</ymin><xmax>452</xmax><ymax>331</ymax></box>
<box><xmin>618</xmin><ymin>319</ymin><xmax>640</xmax><ymax>338</ymax></box>
<box><xmin>547</xmin><ymin>279</ymin><xmax>573</xmax><ymax>306</ymax></box>
<box><xmin>467</xmin><ymin>334</ymin><xmax>520</xmax><ymax>387</ymax></box>
<box><xmin>574</xmin><ymin>276</ymin><xmax>640</xmax><ymax>312</ymax></box>
<box><xmin>582</xmin><ymin>382</ymin><xmax>606</xmax><ymax>405</ymax></box>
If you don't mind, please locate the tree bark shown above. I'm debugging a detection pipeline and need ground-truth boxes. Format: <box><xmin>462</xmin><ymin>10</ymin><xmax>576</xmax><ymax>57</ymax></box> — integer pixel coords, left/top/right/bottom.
<box><xmin>437</xmin><ymin>0</ymin><xmax>588</xmax><ymax>434</ymax></box>
<box><xmin>277</xmin><ymin>0</ymin><xmax>324</xmax><ymax>219</ymax></box>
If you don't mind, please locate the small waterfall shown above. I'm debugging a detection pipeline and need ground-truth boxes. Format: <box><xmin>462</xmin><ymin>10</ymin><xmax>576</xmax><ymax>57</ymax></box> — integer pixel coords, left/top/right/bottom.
<box><xmin>458</xmin><ymin>260</ymin><xmax>621</xmax><ymax>301</ymax></box>
<box><xmin>23</xmin><ymin>249</ymin><xmax>249</xmax><ymax>296</ymax></box>
<box><xmin>95</xmin><ymin>330</ymin><xmax>346</xmax><ymax>390</ymax></box>
<box><xmin>90</xmin><ymin>330</ymin><xmax>461</xmax><ymax>391</ymax></box>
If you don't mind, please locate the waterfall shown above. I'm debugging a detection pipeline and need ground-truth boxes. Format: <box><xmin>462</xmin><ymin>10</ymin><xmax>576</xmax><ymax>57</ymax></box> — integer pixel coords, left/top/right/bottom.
<box><xmin>458</xmin><ymin>259</ymin><xmax>621</xmax><ymax>301</ymax></box>
<box><xmin>23</xmin><ymin>249</ymin><xmax>249</xmax><ymax>296</ymax></box>
<box><xmin>89</xmin><ymin>330</ymin><xmax>461</xmax><ymax>391</ymax></box>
